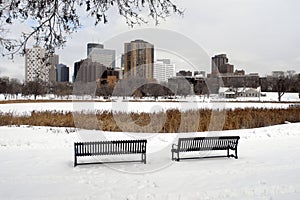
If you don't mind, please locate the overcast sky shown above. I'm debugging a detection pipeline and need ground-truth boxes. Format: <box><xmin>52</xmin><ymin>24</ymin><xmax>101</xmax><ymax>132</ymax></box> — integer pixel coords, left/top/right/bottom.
<box><xmin>0</xmin><ymin>0</ymin><xmax>299</xmax><ymax>81</ymax></box>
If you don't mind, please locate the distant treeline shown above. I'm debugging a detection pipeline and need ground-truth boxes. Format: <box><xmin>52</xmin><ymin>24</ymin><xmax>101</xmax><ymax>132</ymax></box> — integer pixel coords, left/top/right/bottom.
<box><xmin>1</xmin><ymin>73</ymin><xmax>300</xmax><ymax>101</ymax></box>
<box><xmin>0</xmin><ymin>76</ymin><xmax>73</xmax><ymax>100</ymax></box>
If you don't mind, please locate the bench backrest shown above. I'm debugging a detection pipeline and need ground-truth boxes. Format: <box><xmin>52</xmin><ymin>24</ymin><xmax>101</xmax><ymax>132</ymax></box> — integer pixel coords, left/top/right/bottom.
<box><xmin>74</xmin><ymin>140</ymin><xmax>147</xmax><ymax>156</ymax></box>
<box><xmin>178</xmin><ymin>136</ymin><xmax>240</xmax><ymax>152</ymax></box>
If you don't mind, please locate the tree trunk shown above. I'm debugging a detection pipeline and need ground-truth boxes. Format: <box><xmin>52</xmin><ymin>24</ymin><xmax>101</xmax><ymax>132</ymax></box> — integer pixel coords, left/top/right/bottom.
<box><xmin>278</xmin><ymin>92</ymin><xmax>284</xmax><ymax>102</ymax></box>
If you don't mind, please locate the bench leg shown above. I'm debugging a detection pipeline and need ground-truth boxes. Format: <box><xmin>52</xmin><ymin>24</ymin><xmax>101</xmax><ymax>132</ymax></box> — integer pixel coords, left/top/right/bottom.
<box><xmin>141</xmin><ymin>153</ymin><xmax>146</xmax><ymax>164</ymax></box>
<box><xmin>172</xmin><ymin>150</ymin><xmax>175</xmax><ymax>161</ymax></box>
<box><xmin>177</xmin><ymin>152</ymin><xmax>180</xmax><ymax>162</ymax></box>
<box><xmin>172</xmin><ymin>150</ymin><xmax>179</xmax><ymax>161</ymax></box>
<box><xmin>74</xmin><ymin>155</ymin><xmax>77</xmax><ymax>167</ymax></box>
<box><xmin>235</xmin><ymin>149</ymin><xmax>238</xmax><ymax>159</ymax></box>
<box><xmin>227</xmin><ymin>148</ymin><xmax>230</xmax><ymax>158</ymax></box>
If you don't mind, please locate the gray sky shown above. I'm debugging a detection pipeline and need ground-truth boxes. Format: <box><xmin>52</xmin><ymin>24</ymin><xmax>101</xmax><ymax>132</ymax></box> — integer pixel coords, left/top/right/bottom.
<box><xmin>0</xmin><ymin>0</ymin><xmax>299</xmax><ymax>81</ymax></box>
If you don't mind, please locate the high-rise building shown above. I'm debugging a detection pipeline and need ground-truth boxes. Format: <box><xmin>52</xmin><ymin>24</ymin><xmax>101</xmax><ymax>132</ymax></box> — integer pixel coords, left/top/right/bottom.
<box><xmin>219</xmin><ymin>63</ymin><xmax>234</xmax><ymax>74</ymax></box>
<box><xmin>123</xmin><ymin>39</ymin><xmax>154</xmax><ymax>79</ymax></box>
<box><xmin>210</xmin><ymin>54</ymin><xmax>234</xmax><ymax>77</ymax></box>
<box><xmin>157</xmin><ymin>59</ymin><xmax>171</xmax><ymax>65</ymax></box>
<box><xmin>47</xmin><ymin>54</ymin><xmax>59</xmax><ymax>83</ymax></box>
<box><xmin>73</xmin><ymin>58</ymin><xmax>106</xmax><ymax>82</ymax></box>
<box><xmin>25</xmin><ymin>46</ymin><xmax>46</xmax><ymax>82</ymax></box>
<box><xmin>87</xmin><ymin>43</ymin><xmax>104</xmax><ymax>56</ymax></box>
<box><xmin>56</xmin><ymin>64</ymin><xmax>69</xmax><ymax>82</ymax></box>
<box><xmin>211</xmin><ymin>54</ymin><xmax>228</xmax><ymax>74</ymax></box>
<box><xmin>87</xmin><ymin>43</ymin><xmax>115</xmax><ymax>68</ymax></box>
<box><xmin>49</xmin><ymin>65</ymin><xmax>57</xmax><ymax>83</ymax></box>
<box><xmin>25</xmin><ymin>46</ymin><xmax>59</xmax><ymax>83</ymax></box>
<box><xmin>46</xmin><ymin>54</ymin><xmax>59</xmax><ymax>66</ymax></box>
<box><xmin>153</xmin><ymin>59</ymin><xmax>175</xmax><ymax>82</ymax></box>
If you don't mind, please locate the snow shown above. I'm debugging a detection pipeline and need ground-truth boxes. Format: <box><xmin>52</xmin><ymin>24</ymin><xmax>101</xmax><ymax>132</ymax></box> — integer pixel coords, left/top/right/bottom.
<box><xmin>0</xmin><ymin>123</ymin><xmax>300</xmax><ymax>199</ymax></box>
<box><xmin>0</xmin><ymin>92</ymin><xmax>298</xmax><ymax>115</ymax></box>
<box><xmin>0</xmin><ymin>101</ymin><xmax>297</xmax><ymax>115</ymax></box>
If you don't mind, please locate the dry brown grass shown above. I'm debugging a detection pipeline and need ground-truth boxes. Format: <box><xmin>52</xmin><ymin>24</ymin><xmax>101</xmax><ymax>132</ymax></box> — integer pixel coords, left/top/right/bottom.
<box><xmin>0</xmin><ymin>108</ymin><xmax>299</xmax><ymax>133</ymax></box>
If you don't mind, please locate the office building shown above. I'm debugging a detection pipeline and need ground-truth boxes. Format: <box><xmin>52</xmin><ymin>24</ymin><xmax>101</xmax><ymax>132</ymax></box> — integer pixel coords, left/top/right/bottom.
<box><xmin>46</xmin><ymin>54</ymin><xmax>59</xmax><ymax>66</ymax></box>
<box><xmin>25</xmin><ymin>46</ymin><xmax>46</xmax><ymax>82</ymax></box>
<box><xmin>47</xmin><ymin>54</ymin><xmax>59</xmax><ymax>83</ymax></box>
<box><xmin>210</xmin><ymin>54</ymin><xmax>234</xmax><ymax>77</ymax></box>
<box><xmin>87</xmin><ymin>43</ymin><xmax>115</xmax><ymax>68</ymax></box>
<box><xmin>219</xmin><ymin>63</ymin><xmax>234</xmax><ymax>74</ymax></box>
<box><xmin>153</xmin><ymin>59</ymin><xmax>175</xmax><ymax>82</ymax></box>
<box><xmin>74</xmin><ymin>58</ymin><xmax>106</xmax><ymax>82</ymax></box>
<box><xmin>123</xmin><ymin>39</ymin><xmax>154</xmax><ymax>79</ymax></box>
<box><xmin>56</xmin><ymin>64</ymin><xmax>69</xmax><ymax>82</ymax></box>
<box><xmin>211</xmin><ymin>54</ymin><xmax>228</xmax><ymax>75</ymax></box>
<box><xmin>25</xmin><ymin>46</ymin><xmax>59</xmax><ymax>83</ymax></box>
<box><xmin>49</xmin><ymin>65</ymin><xmax>57</xmax><ymax>83</ymax></box>
<box><xmin>157</xmin><ymin>59</ymin><xmax>171</xmax><ymax>65</ymax></box>
<box><xmin>87</xmin><ymin>43</ymin><xmax>104</xmax><ymax>56</ymax></box>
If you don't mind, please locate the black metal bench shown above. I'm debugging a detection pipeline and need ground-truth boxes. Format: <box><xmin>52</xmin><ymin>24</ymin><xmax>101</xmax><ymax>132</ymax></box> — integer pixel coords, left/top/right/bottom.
<box><xmin>74</xmin><ymin>140</ymin><xmax>147</xmax><ymax>167</ymax></box>
<box><xmin>171</xmin><ymin>136</ymin><xmax>240</xmax><ymax>161</ymax></box>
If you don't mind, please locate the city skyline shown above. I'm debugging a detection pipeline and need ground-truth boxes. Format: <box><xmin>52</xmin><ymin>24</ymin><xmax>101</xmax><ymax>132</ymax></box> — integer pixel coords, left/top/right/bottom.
<box><xmin>0</xmin><ymin>0</ymin><xmax>299</xmax><ymax>80</ymax></box>
<box><xmin>5</xmin><ymin>41</ymin><xmax>300</xmax><ymax>83</ymax></box>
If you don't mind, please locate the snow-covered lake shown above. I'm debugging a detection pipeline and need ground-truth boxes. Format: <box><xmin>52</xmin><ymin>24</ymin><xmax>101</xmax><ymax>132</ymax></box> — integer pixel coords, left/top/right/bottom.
<box><xmin>0</xmin><ymin>123</ymin><xmax>300</xmax><ymax>199</ymax></box>
<box><xmin>0</xmin><ymin>101</ymin><xmax>297</xmax><ymax>115</ymax></box>
<box><xmin>0</xmin><ymin>92</ymin><xmax>298</xmax><ymax>115</ymax></box>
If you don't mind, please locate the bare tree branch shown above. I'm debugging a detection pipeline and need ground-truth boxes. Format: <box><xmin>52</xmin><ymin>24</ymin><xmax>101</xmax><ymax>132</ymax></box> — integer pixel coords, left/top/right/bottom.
<box><xmin>0</xmin><ymin>0</ymin><xmax>183</xmax><ymax>58</ymax></box>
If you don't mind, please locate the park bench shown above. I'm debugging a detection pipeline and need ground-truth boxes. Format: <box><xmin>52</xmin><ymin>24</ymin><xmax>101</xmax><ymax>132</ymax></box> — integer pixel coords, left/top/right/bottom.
<box><xmin>171</xmin><ymin>136</ymin><xmax>240</xmax><ymax>161</ymax></box>
<box><xmin>74</xmin><ymin>140</ymin><xmax>147</xmax><ymax>167</ymax></box>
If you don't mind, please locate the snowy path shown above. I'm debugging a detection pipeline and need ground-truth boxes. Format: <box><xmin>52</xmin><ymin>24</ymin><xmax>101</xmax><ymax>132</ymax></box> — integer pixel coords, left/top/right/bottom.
<box><xmin>0</xmin><ymin>124</ymin><xmax>300</xmax><ymax>199</ymax></box>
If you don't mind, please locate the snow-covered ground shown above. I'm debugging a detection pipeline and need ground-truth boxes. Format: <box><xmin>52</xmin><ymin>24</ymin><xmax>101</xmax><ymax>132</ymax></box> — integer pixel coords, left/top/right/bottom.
<box><xmin>214</xmin><ymin>92</ymin><xmax>300</xmax><ymax>102</ymax></box>
<box><xmin>0</xmin><ymin>100</ymin><xmax>298</xmax><ymax>115</ymax></box>
<box><xmin>0</xmin><ymin>123</ymin><xmax>300</xmax><ymax>199</ymax></box>
<box><xmin>0</xmin><ymin>92</ymin><xmax>298</xmax><ymax>115</ymax></box>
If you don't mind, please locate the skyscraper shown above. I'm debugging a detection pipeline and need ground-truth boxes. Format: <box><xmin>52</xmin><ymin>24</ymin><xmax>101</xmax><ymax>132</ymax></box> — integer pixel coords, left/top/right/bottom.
<box><xmin>211</xmin><ymin>54</ymin><xmax>228</xmax><ymax>75</ymax></box>
<box><xmin>123</xmin><ymin>39</ymin><xmax>154</xmax><ymax>79</ymax></box>
<box><xmin>154</xmin><ymin>59</ymin><xmax>175</xmax><ymax>82</ymax></box>
<box><xmin>73</xmin><ymin>58</ymin><xmax>106</xmax><ymax>82</ymax></box>
<box><xmin>47</xmin><ymin>54</ymin><xmax>59</xmax><ymax>66</ymax></box>
<box><xmin>87</xmin><ymin>43</ymin><xmax>104</xmax><ymax>56</ymax></box>
<box><xmin>56</xmin><ymin>64</ymin><xmax>69</xmax><ymax>82</ymax></box>
<box><xmin>87</xmin><ymin>43</ymin><xmax>115</xmax><ymax>68</ymax></box>
<box><xmin>47</xmin><ymin>54</ymin><xmax>59</xmax><ymax>83</ymax></box>
<box><xmin>210</xmin><ymin>54</ymin><xmax>234</xmax><ymax>77</ymax></box>
<box><xmin>25</xmin><ymin>46</ymin><xmax>59</xmax><ymax>83</ymax></box>
<box><xmin>25</xmin><ymin>46</ymin><xmax>46</xmax><ymax>82</ymax></box>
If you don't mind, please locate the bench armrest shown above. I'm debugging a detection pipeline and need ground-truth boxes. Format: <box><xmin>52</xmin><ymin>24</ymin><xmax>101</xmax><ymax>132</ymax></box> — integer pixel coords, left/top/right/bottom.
<box><xmin>172</xmin><ymin>144</ymin><xmax>178</xmax><ymax>150</ymax></box>
<box><xmin>228</xmin><ymin>141</ymin><xmax>239</xmax><ymax>149</ymax></box>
